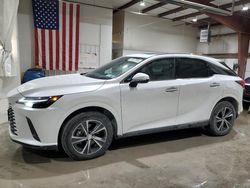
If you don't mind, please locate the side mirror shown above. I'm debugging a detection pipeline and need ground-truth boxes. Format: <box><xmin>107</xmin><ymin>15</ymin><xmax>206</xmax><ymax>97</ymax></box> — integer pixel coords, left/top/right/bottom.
<box><xmin>129</xmin><ymin>73</ymin><xmax>150</xmax><ymax>87</ymax></box>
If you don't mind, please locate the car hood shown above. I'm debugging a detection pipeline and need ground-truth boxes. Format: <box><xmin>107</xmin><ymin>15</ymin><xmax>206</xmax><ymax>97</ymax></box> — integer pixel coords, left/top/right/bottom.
<box><xmin>9</xmin><ymin>74</ymin><xmax>105</xmax><ymax>97</ymax></box>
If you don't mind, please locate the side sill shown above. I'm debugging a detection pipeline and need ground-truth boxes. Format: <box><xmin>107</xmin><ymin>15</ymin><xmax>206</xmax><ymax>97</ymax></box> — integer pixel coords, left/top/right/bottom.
<box><xmin>117</xmin><ymin>120</ymin><xmax>209</xmax><ymax>139</ymax></box>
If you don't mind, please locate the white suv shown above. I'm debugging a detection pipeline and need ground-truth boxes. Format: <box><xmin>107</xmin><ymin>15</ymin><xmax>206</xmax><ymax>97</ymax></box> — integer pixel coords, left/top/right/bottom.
<box><xmin>7</xmin><ymin>54</ymin><xmax>244</xmax><ymax>160</ymax></box>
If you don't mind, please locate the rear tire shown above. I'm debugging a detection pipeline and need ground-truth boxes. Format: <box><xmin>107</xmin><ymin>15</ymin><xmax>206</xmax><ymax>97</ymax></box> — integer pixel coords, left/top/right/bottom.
<box><xmin>61</xmin><ymin>111</ymin><xmax>113</xmax><ymax>160</ymax></box>
<box><xmin>208</xmin><ymin>101</ymin><xmax>236</xmax><ymax>136</ymax></box>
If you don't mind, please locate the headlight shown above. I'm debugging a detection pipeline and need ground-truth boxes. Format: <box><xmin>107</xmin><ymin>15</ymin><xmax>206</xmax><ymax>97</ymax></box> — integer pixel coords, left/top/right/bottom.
<box><xmin>16</xmin><ymin>96</ymin><xmax>62</xmax><ymax>108</ymax></box>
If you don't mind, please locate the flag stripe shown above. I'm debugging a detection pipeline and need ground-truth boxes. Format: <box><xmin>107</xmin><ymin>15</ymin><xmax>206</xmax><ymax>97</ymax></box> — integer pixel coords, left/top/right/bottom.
<box><xmin>59</xmin><ymin>1</ymin><xmax>62</xmax><ymax>71</ymax></box>
<box><xmin>49</xmin><ymin>30</ymin><xmax>53</xmax><ymax>70</ymax></box>
<box><xmin>56</xmin><ymin>30</ymin><xmax>60</xmax><ymax>70</ymax></box>
<box><xmin>34</xmin><ymin>28</ymin><xmax>39</xmax><ymax>66</ymax></box>
<box><xmin>52</xmin><ymin>31</ymin><xmax>56</xmax><ymax>70</ymax></box>
<box><xmin>41</xmin><ymin>29</ymin><xmax>46</xmax><ymax>69</ymax></box>
<box><xmin>45</xmin><ymin>30</ymin><xmax>50</xmax><ymax>70</ymax></box>
<box><xmin>62</xmin><ymin>2</ymin><xmax>66</xmax><ymax>71</ymax></box>
<box><xmin>65</xmin><ymin>4</ymin><xmax>69</xmax><ymax>72</ymax></box>
<box><xmin>37</xmin><ymin>29</ymin><xmax>42</xmax><ymax>67</ymax></box>
<box><xmin>72</xmin><ymin>4</ymin><xmax>76</xmax><ymax>71</ymax></box>
<box><xmin>75</xmin><ymin>4</ymin><xmax>80</xmax><ymax>71</ymax></box>
<box><xmin>69</xmin><ymin>3</ymin><xmax>73</xmax><ymax>71</ymax></box>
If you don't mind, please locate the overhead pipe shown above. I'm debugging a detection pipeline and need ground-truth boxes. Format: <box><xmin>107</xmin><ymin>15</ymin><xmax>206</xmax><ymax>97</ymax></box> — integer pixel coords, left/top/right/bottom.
<box><xmin>160</xmin><ymin>0</ymin><xmax>232</xmax><ymax>16</ymax></box>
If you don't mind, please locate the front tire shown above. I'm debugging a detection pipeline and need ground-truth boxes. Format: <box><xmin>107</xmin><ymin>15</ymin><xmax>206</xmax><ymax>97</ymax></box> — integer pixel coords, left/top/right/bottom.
<box><xmin>61</xmin><ymin>111</ymin><xmax>113</xmax><ymax>160</ymax></box>
<box><xmin>208</xmin><ymin>101</ymin><xmax>236</xmax><ymax>136</ymax></box>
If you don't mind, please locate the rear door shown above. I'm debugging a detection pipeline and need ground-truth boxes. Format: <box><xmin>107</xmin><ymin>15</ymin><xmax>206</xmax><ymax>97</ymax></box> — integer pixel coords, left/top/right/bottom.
<box><xmin>175</xmin><ymin>58</ymin><xmax>224</xmax><ymax>125</ymax></box>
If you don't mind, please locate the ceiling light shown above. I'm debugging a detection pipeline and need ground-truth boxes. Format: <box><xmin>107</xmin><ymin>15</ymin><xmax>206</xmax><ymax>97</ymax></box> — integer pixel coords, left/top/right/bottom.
<box><xmin>192</xmin><ymin>17</ymin><xmax>198</xmax><ymax>22</ymax></box>
<box><xmin>140</xmin><ymin>1</ymin><xmax>145</xmax><ymax>7</ymax></box>
<box><xmin>242</xmin><ymin>5</ymin><xmax>249</xmax><ymax>11</ymax></box>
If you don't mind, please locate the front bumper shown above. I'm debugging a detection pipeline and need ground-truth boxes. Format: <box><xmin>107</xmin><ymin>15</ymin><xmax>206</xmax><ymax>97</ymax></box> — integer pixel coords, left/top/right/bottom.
<box><xmin>8</xmin><ymin>101</ymin><xmax>63</xmax><ymax>149</ymax></box>
<box><xmin>11</xmin><ymin>139</ymin><xmax>57</xmax><ymax>150</ymax></box>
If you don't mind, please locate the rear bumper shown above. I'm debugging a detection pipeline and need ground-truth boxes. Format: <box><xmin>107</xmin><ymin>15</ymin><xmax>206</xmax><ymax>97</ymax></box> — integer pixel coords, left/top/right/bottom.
<box><xmin>243</xmin><ymin>94</ymin><xmax>250</xmax><ymax>103</ymax></box>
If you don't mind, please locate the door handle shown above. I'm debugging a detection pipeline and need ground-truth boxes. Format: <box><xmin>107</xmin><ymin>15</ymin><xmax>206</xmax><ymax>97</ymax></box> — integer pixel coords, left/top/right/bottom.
<box><xmin>165</xmin><ymin>87</ymin><xmax>178</xmax><ymax>92</ymax></box>
<box><xmin>210</xmin><ymin>82</ymin><xmax>220</xmax><ymax>87</ymax></box>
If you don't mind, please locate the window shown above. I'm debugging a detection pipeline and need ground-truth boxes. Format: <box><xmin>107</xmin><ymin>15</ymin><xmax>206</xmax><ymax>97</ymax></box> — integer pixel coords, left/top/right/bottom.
<box><xmin>85</xmin><ymin>57</ymin><xmax>145</xmax><ymax>80</ymax></box>
<box><xmin>246</xmin><ymin>77</ymin><xmax>250</xmax><ymax>83</ymax></box>
<box><xmin>138</xmin><ymin>58</ymin><xmax>175</xmax><ymax>81</ymax></box>
<box><xmin>176</xmin><ymin>58</ymin><xmax>209</xmax><ymax>78</ymax></box>
<box><xmin>211</xmin><ymin>62</ymin><xmax>237</xmax><ymax>76</ymax></box>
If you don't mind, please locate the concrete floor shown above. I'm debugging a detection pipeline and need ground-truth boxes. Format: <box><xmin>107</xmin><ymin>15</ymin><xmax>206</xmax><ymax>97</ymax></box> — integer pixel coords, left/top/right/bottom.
<box><xmin>0</xmin><ymin>111</ymin><xmax>250</xmax><ymax>188</ymax></box>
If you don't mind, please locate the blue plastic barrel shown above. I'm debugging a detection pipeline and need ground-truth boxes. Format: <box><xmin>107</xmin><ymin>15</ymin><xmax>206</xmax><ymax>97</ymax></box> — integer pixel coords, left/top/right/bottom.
<box><xmin>22</xmin><ymin>68</ymin><xmax>45</xmax><ymax>84</ymax></box>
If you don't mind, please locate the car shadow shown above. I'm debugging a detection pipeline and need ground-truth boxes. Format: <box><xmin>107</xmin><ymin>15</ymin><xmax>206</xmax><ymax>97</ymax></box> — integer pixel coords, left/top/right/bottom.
<box><xmin>0</xmin><ymin>127</ymin><xmax>236</xmax><ymax>180</ymax></box>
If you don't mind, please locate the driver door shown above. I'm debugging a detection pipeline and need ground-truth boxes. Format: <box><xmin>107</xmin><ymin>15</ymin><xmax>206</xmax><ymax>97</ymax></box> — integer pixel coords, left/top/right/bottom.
<box><xmin>120</xmin><ymin>58</ymin><xmax>180</xmax><ymax>134</ymax></box>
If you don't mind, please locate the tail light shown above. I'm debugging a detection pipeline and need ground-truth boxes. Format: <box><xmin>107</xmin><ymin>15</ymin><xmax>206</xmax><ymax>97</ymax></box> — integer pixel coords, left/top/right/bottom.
<box><xmin>235</xmin><ymin>80</ymin><xmax>246</xmax><ymax>88</ymax></box>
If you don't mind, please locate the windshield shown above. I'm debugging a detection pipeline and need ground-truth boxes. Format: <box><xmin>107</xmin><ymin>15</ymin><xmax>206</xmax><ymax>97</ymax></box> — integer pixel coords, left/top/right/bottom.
<box><xmin>85</xmin><ymin>57</ymin><xmax>145</xmax><ymax>79</ymax></box>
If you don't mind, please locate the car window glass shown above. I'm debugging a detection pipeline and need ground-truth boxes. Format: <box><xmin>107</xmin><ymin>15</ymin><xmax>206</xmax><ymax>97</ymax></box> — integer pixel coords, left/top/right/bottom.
<box><xmin>176</xmin><ymin>58</ymin><xmax>209</xmax><ymax>78</ymax></box>
<box><xmin>245</xmin><ymin>77</ymin><xmax>250</xmax><ymax>83</ymax></box>
<box><xmin>139</xmin><ymin>58</ymin><xmax>175</xmax><ymax>81</ymax></box>
<box><xmin>208</xmin><ymin>63</ymin><xmax>237</xmax><ymax>77</ymax></box>
<box><xmin>85</xmin><ymin>57</ymin><xmax>144</xmax><ymax>80</ymax></box>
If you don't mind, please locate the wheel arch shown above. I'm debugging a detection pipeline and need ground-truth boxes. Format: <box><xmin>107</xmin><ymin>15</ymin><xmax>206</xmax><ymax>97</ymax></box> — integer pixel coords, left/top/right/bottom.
<box><xmin>58</xmin><ymin>106</ymin><xmax>118</xmax><ymax>149</ymax></box>
<box><xmin>214</xmin><ymin>96</ymin><xmax>239</xmax><ymax>116</ymax></box>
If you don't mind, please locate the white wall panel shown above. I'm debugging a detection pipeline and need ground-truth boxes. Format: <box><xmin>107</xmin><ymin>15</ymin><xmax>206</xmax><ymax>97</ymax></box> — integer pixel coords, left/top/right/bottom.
<box><xmin>123</xmin><ymin>12</ymin><xmax>198</xmax><ymax>55</ymax></box>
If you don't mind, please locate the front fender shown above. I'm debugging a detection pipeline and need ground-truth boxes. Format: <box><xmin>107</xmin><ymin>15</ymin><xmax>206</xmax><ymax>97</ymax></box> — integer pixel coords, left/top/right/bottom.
<box><xmin>56</xmin><ymin>101</ymin><xmax>123</xmax><ymax>141</ymax></box>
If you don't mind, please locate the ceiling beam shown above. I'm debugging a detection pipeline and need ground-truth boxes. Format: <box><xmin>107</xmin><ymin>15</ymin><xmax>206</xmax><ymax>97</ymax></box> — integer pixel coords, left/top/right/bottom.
<box><xmin>142</xmin><ymin>2</ymin><xmax>167</xmax><ymax>13</ymax></box>
<box><xmin>191</xmin><ymin>17</ymin><xmax>219</xmax><ymax>27</ymax></box>
<box><xmin>185</xmin><ymin>0</ymin><xmax>216</xmax><ymax>7</ymax></box>
<box><xmin>202</xmin><ymin>53</ymin><xmax>250</xmax><ymax>59</ymax></box>
<box><xmin>197</xmin><ymin>32</ymin><xmax>237</xmax><ymax>39</ymax></box>
<box><xmin>158</xmin><ymin>6</ymin><xmax>185</xmax><ymax>17</ymax></box>
<box><xmin>193</xmin><ymin>8</ymin><xmax>250</xmax><ymax>28</ymax></box>
<box><xmin>172</xmin><ymin>0</ymin><xmax>250</xmax><ymax>22</ymax></box>
<box><xmin>114</xmin><ymin>0</ymin><xmax>140</xmax><ymax>13</ymax></box>
<box><xmin>172</xmin><ymin>0</ymin><xmax>218</xmax><ymax>21</ymax></box>
<box><xmin>158</xmin><ymin>0</ymin><xmax>213</xmax><ymax>18</ymax></box>
<box><xmin>220</xmin><ymin>0</ymin><xmax>250</xmax><ymax>9</ymax></box>
<box><xmin>173</xmin><ymin>11</ymin><xmax>201</xmax><ymax>21</ymax></box>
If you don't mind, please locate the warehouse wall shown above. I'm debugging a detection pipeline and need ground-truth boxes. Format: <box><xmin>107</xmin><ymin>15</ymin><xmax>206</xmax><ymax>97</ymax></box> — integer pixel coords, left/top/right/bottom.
<box><xmin>17</xmin><ymin>0</ymin><xmax>112</xmax><ymax>74</ymax></box>
<box><xmin>0</xmin><ymin>17</ymin><xmax>20</xmax><ymax>124</ymax></box>
<box><xmin>122</xmin><ymin>12</ymin><xmax>198</xmax><ymax>55</ymax></box>
<box><xmin>197</xmin><ymin>25</ymin><xmax>250</xmax><ymax>78</ymax></box>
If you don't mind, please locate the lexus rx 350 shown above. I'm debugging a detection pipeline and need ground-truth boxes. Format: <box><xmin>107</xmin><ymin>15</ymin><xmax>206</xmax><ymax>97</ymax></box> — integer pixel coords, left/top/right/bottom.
<box><xmin>243</xmin><ymin>77</ymin><xmax>250</xmax><ymax>109</ymax></box>
<box><xmin>7</xmin><ymin>54</ymin><xmax>244</xmax><ymax>160</ymax></box>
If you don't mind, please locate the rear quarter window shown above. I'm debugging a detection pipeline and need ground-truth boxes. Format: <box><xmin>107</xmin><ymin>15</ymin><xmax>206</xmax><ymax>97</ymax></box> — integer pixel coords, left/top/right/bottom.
<box><xmin>209</xmin><ymin>63</ymin><xmax>237</xmax><ymax>76</ymax></box>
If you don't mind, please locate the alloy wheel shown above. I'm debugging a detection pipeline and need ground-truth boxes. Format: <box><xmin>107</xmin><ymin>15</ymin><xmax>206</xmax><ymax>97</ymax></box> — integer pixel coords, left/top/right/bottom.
<box><xmin>71</xmin><ymin>120</ymin><xmax>107</xmax><ymax>155</ymax></box>
<box><xmin>215</xmin><ymin>107</ymin><xmax>234</xmax><ymax>132</ymax></box>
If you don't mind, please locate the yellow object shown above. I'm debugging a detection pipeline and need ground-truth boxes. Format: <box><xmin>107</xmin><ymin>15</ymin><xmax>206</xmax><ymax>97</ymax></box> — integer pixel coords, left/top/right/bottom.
<box><xmin>35</xmin><ymin>65</ymin><xmax>43</xmax><ymax>69</ymax></box>
<box><xmin>50</xmin><ymin>96</ymin><xmax>60</xmax><ymax>102</ymax></box>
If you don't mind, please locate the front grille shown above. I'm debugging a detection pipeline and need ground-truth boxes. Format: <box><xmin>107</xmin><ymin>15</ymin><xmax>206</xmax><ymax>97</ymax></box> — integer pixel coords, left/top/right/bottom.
<box><xmin>8</xmin><ymin>106</ymin><xmax>17</xmax><ymax>135</ymax></box>
<box><xmin>246</xmin><ymin>85</ymin><xmax>250</xmax><ymax>94</ymax></box>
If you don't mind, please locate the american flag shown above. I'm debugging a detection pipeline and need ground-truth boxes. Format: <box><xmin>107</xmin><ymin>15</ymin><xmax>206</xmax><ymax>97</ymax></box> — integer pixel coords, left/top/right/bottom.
<box><xmin>32</xmin><ymin>0</ymin><xmax>80</xmax><ymax>71</ymax></box>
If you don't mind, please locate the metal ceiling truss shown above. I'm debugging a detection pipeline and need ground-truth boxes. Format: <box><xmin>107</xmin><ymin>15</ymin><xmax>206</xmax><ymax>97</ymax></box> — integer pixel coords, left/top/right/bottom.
<box><xmin>115</xmin><ymin>0</ymin><xmax>250</xmax><ymax>27</ymax></box>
